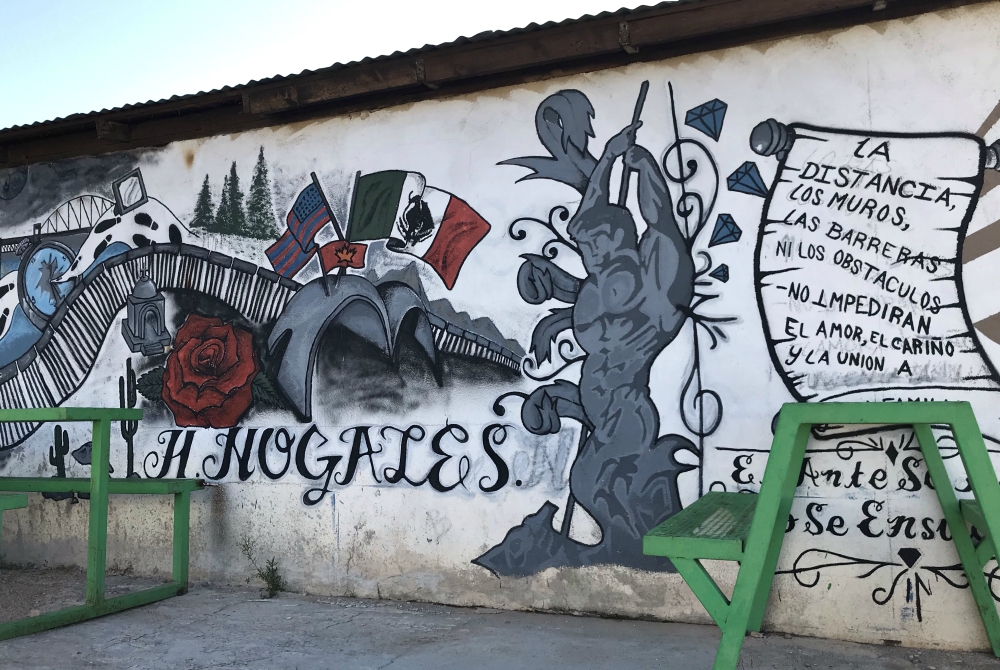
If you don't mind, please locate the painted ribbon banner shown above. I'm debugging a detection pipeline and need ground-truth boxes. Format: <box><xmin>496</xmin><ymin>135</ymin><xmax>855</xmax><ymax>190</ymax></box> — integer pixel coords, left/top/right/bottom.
<box><xmin>757</xmin><ymin>126</ymin><xmax>1000</xmax><ymax>401</ymax></box>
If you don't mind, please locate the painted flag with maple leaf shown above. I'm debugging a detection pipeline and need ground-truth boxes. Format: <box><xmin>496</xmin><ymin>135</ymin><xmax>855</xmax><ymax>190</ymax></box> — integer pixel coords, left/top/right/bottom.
<box><xmin>319</xmin><ymin>239</ymin><xmax>367</xmax><ymax>271</ymax></box>
<box><xmin>345</xmin><ymin>170</ymin><xmax>490</xmax><ymax>289</ymax></box>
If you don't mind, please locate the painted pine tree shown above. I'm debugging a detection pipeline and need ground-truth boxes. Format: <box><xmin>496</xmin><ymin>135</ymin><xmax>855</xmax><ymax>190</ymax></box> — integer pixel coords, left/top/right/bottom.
<box><xmin>215</xmin><ymin>174</ymin><xmax>232</xmax><ymax>233</ymax></box>
<box><xmin>247</xmin><ymin>147</ymin><xmax>278</xmax><ymax>239</ymax></box>
<box><xmin>192</xmin><ymin>174</ymin><xmax>215</xmax><ymax>230</ymax></box>
<box><xmin>227</xmin><ymin>161</ymin><xmax>248</xmax><ymax>235</ymax></box>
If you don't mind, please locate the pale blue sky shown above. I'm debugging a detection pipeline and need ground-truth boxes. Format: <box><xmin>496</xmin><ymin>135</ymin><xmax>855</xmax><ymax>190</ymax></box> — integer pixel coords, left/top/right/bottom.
<box><xmin>0</xmin><ymin>0</ymin><xmax>653</xmax><ymax>130</ymax></box>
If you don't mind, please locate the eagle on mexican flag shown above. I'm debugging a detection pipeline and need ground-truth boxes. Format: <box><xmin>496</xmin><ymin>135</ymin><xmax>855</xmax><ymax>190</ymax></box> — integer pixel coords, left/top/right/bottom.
<box><xmin>343</xmin><ymin>171</ymin><xmax>491</xmax><ymax>290</ymax></box>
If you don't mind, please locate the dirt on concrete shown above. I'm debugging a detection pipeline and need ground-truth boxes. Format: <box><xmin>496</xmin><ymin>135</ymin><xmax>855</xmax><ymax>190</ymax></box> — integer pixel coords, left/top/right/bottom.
<box><xmin>0</xmin><ymin>566</ymin><xmax>169</xmax><ymax>623</ymax></box>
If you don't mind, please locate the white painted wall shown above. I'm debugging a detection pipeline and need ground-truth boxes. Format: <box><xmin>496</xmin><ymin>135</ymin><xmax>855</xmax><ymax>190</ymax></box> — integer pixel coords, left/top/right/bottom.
<box><xmin>3</xmin><ymin>3</ymin><xmax>1000</xmax><ymax>650</ymax></box>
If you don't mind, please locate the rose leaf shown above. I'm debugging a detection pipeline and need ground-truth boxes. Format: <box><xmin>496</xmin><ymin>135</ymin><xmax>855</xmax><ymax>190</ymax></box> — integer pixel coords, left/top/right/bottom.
<box><xmin>252</xmin><ymin>373</ymin><xmax>286</xmax><ymax>409</ymax></box>
<box><xmin>137</xmin><ymin>367</ymin><xmax>166</xmax><ymax>403</ymax></box>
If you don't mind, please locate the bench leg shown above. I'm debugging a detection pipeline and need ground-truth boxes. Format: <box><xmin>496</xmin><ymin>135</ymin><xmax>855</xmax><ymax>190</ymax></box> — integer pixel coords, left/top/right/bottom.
<box><xmin>672</xmin><ymin>558</ymin><xmax>731</xmax><ymax>627</ymax></box>
<box><xmin>709</xmin><ymin>565</ymin><xmax>769</xmax><ymax>670</ymax></box>
<box><xmin>712</xmin><ymin>516</ymin><xmax>794</xmax><ymax>670</ymax></box>
<box><xmin>745</xmin><ymin>423</ymin><xmax>811</xmax><ymax>633</ymax></box>
<box><xmin>85</xmin><ymin>419</ymin><xmax>112</xmax><ymax>605</ymax></box>
<box><xmin>745</xmin><ymin>505</ymin><xmax>794</xmax><ymax>632</ymax></box>
<box><xmin>744</xmin><ymin>528</ymin><xmax>781</xmax><ymax>632</ymax></box>
<box><xmin>714</xmin><ymin>618</ymin><xmax>751</xmax><ymax>670</ymax></box>
<box><xmin>708</xmin><ymin>494</ymin><xmax>804</xmax><ymax>670</ymax></box>
<box><xmin>917</xmin><ymin>424</ymin><xmax>1000</xmax><ymax>656</ymax></box>
<box><xmin>172</xmin><ymin>490</ymin><xmax>190</xmax><ymax>593</ymax></box>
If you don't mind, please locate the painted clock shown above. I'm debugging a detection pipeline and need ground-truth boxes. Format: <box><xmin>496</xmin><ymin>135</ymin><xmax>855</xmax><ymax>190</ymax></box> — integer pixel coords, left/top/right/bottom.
<box><xmin>18</xmin><ymin>241</ymin><xmax>74</xmax><ymax>328</ymax></box>
<box><xmin>0</xmin><ymin>167</ymin><xmax>28</xmax><ymax>201</ymax></box>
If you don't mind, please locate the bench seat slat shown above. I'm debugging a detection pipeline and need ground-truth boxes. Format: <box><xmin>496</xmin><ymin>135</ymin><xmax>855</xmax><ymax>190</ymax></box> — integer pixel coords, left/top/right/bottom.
<box><xmin>0</xmin><ymin>408</ymin><xmax>142</xmax><ymax>422</ymax></box>
<box><xmin>0</xmin><ymin>478</ymin><xmax>202</xmax><ymax>495</ymax></box>
<box><xmin>643</xmin><ymin>491</ymin><xmax>757</xmax><ymax>561</ymax></box>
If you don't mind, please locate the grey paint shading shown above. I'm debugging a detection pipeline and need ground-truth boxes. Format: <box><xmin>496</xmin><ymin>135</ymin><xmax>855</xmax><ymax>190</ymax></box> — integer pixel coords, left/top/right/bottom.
<box><xmin>266</xmin><ymin>275</ymin><xmax>439</xmax><ymax>421</ymax></box>
<box><xmin>477</xmin><ymin>85</ymin><xmax>730</xmax><ymax>575</ymax></box>
<box><xmin>368</xmin><ymin>264</ymin><xmax>526</xmax><ymax>359</ymax></box>
<box><xmin>0</xmin><ymin>153</ymin><xmax>140</xmax><ymax>227</ymax></box>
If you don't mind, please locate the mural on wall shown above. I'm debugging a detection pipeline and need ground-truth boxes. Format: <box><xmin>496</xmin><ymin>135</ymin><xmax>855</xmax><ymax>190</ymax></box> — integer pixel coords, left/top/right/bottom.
<box><xmin>0</xmin><ymin>80</ymin><xmax>750</xmax><ymax>582</ymax></box>
<box><xmin>2</xmin><ymin>52</ymin><xmax>1000</xmax><ymax>632</ymax></box>
<box><xmin>476</xmin><ymin>83</ymin><xmax>740</xmax><ymax>575</ymax></box>
<box><xmin>0</xmin><ymin>148</ymin><xmax>521</xmax><ymax>487</ymax></box>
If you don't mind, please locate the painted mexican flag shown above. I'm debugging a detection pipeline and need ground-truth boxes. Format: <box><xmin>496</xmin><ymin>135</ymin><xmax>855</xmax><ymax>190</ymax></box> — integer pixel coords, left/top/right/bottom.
<box><xmin>346</xmin><ymin>170</ymin><xmax>490</xmax><ymax>289</ymax></box>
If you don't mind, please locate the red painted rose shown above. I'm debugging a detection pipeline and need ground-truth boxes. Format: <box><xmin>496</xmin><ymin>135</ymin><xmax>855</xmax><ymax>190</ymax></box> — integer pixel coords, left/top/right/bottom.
<box><xmin>162</xmin><ymin>314</ymin><xmax>258</xmax><ymax>428</ymax></box>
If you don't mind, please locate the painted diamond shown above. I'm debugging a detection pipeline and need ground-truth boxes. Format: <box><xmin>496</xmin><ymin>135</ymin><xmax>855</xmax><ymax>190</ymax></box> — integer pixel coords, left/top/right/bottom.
<box><xmin>886</xmin><ymin>444</ymin><xmax>899</xmax><ymax>465</ymax></box>
<box><xmin>727</xmin><ymin>161</ymin><xmax>768</xmax><ymax>198</ymax></box>
<box><xmin>709</xmin><ymin>264</ymin><xmax>729</xmax><ymax>283</ymax></box>
<box><xmin>897</xmin><ymin>547</ymin><xmax>921</xmax><ymax>568</ymax></box>
<box><xmin>684</xmin><ymin>99</ymin><xmax>728</xmax><ymax>141</ymax></box>
<box><xmin>709</xmin><ymin>214</ymin><xmax>742</xmax><ymax>247</ymax></box>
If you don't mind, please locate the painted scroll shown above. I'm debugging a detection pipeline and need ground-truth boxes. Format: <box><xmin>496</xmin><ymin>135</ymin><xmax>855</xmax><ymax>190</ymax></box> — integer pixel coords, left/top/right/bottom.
<box><xmin>754</xmin><ymin>124</ymin><xmax>1000</xmax><ymax>403</ymax></box>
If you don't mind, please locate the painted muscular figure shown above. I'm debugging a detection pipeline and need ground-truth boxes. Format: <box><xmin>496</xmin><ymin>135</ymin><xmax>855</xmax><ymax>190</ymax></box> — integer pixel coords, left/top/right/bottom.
<box><xmin>477</xmin><ymin>91</ymin><xmax>698</xmax><ymax>574</ymax></box>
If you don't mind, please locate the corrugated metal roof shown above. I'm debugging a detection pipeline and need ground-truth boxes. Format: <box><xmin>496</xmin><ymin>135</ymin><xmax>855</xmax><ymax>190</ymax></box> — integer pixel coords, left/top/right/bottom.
<box><xmin>2</xmin><ymin>1</ymin><xmax>688</xmax><ymax>133</ymax></box>
<box><xmin>2</xmin><ymin>0</ymin><xmax>977</xmax><ymax>165</ymax></box>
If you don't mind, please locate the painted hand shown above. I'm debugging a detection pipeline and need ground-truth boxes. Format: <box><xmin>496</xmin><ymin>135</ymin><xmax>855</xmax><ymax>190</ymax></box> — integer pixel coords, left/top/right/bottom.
<box><xmin>604</xmin><ymin>121</ymin><xmax>643</xmax><ymax>159</ymax></box>
<box><xmin>623</xmin><ymin>145</ymin><xmax>654</xmax><ymax>170</ymax></box>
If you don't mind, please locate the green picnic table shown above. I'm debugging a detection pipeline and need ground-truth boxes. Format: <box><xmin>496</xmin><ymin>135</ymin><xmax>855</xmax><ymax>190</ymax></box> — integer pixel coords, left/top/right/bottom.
<box><xmin>644</xmin><ymin>401</ymin><xmax>1000</xmax><ymax>670</ymax></box>
<box><xmin>0</xmin><ymin>408</ymin><xmax>203</xmax><ymax>640</ymax></box>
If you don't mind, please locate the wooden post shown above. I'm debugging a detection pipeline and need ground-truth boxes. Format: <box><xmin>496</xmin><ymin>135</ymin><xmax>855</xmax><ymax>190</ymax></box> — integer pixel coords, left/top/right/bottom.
<box><xmin>172</xmin><ymin>490</ymin><xmax>191</xmax><ymax>593</ymax></box>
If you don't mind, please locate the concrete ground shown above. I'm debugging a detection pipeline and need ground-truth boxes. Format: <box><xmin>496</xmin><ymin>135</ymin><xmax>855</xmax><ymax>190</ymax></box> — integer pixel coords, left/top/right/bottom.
<box><xmin>0</xmin><ymin>584</ymin><xmax>997</xmax><ymax>669</ymax></box>
<box><xmin>0</xmin><ymin>567</ymin><xmax>167</xmax><ymax>623</ymax></box>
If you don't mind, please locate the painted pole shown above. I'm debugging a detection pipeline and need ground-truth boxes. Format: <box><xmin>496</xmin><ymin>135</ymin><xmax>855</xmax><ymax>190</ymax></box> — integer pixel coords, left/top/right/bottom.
<box><xmin>617</xmin><ymin>80</ymin><xmax>650</xmax><ymax>207</ymax></box>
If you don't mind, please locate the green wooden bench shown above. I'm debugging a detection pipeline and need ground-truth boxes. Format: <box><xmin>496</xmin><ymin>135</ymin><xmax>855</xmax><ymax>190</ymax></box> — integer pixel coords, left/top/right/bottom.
<box><xmin>644</xmin><ymin>401</ymin><xmax>1000</xmax><ymax>670</ymax></box>
<box><xmin>0</xmin><ymin>408</ymin><xmax>203</xmax><ymax>640</ymax></box>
